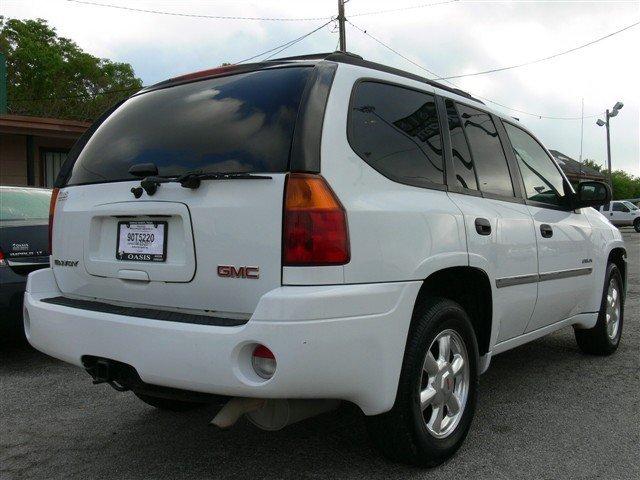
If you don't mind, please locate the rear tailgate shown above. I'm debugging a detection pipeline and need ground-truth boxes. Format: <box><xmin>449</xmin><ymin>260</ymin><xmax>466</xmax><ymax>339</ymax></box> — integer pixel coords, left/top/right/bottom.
<box><xmin>53</xmin><ymin>178</ymin><xmax>284</xmax><ymax>315</ymax></box>
<box><xmin>51</xmin><ymin>65</ymin><xmax>319</xmax><ymax>316</ymax></box>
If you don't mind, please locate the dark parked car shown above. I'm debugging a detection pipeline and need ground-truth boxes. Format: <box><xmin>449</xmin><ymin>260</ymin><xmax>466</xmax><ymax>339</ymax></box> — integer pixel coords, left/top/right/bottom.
<box><xmin>0</xmin><ymin>186</ymin><xmax>51</xmax><ymax>334</ymax></box>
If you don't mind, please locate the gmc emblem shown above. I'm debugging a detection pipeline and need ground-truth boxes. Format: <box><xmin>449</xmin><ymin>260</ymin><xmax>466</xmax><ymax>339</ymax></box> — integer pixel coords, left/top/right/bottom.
<box><xmin>217</xmin><ymin>265</ymin><xmax>259</xmax><ymax>279</ymax></box>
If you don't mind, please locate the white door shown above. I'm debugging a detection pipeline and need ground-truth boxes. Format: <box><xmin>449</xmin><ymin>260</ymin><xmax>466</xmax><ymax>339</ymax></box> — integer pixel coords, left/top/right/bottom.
<box><xmin>444</xmin><ymin>101</ymin><xmax>538</xmax><ymax>342</ymax></box>
<box><xmin>503</xmin><ymin>122</ymin><xmax>594</xmax><ymax>330</ymax></box>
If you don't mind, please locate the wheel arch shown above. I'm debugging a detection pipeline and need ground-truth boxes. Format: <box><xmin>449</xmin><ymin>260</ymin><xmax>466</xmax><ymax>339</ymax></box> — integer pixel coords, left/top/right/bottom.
<box><xmin>413</xmin><ymin>266</ymin><xmax>493</xmax><ymax>357</ymax></box>
<box><xmin>608</xmin><ymin>246</ymin><xmax>627</xmax><ymax>294</ymax></box>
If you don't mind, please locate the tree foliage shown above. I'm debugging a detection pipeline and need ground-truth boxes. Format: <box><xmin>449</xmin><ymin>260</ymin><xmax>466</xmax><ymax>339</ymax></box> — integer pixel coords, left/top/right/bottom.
<box><xmin>579</xmin><ymin>159</ymin><xmax>639</xmax><ymax>200</ymax></box>
<box><xmin>0</xmin><ymin>17</ymin><xmax>142</xmax><ymax>121</ymax></box>
<box><xmin>611</xmin><ymin>169</ymin><xmax>640</xmax><ymax>200</ymax></box>
<box><xmin>581</xmin><ymin>158</ymin><xmax>603</xmax><ymax>172</ymax></box>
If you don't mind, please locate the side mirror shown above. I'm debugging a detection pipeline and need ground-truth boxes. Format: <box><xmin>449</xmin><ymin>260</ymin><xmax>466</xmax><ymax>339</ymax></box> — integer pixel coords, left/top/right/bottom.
<box><xmin>571</xmin><ymin>181</ymin><xmax>611</xmax><ymax>210</ymax></box>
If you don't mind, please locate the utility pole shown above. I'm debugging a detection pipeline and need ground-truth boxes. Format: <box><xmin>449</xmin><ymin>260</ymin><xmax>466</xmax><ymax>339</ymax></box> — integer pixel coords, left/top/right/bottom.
<box><xmin>337</xmin><ymin>0</ymin><xmax>347</xmax><ymax>52</ymax></box>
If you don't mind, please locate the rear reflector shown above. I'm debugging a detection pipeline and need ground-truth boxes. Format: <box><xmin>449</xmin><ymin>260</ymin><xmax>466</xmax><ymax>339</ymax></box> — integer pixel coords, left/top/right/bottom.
<box><xmin>283</xmin><ymin>174</ymin><xmax>350</xmax><ymax>266</ymax></box>
<box><xmin>48</xmin><ymin>187</ymin><xmax>59</xmax><ymax>255</ymax></box>
<box><xmin>252</xmin><ymin>345</ymin><xmax>276</xmax><ymax>380</ymax></box>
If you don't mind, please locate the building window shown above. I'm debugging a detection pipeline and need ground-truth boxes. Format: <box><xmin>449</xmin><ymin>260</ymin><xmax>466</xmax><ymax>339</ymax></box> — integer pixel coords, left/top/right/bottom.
<box><xmin>41</xmin><ymin>149</ymin><xmax>69</xmax><ymax>188</ymax></box>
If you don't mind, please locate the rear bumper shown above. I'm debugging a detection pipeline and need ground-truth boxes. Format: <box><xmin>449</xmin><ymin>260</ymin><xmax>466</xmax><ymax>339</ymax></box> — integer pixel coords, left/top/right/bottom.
<box><xmin>25</xmin><ymin>268</ymin><xmax>421</xmax><ymax>415</ymax></box>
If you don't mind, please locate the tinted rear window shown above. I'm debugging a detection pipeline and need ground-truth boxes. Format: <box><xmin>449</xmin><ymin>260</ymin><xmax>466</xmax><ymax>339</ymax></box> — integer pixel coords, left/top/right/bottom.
<box><xmin>349</xmin><ymin>81</ymin><xmax>445</xmax><ymax>188</ymax></box>
<box><xmin>445</xmin><ymin>99</ymin><xmax>477</xmax><ymax>191</ymax></box>
<box><xmin>457</xmin><ymin>104</ymin><xmax>514</xmax><ymax>197</ymax></box>
<box><xmin>64</xmin><ymin>67</ymin><xmax>311</xmax><ymax>186</ymax></box>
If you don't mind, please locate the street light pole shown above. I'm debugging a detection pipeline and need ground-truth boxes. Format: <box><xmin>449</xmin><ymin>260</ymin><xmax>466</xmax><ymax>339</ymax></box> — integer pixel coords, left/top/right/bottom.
<box><xmin>597</xmin><ymin>101</ymin><xmax>623</xmax><ymax>196</ymax></box>
<box><xmin>605</xmin><ymin>109</ymin><xmax>612</xmax><ymax>191</ymax></box>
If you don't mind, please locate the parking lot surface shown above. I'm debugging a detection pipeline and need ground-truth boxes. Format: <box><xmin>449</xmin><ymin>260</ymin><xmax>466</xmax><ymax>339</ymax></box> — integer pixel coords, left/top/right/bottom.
<box><xmin>1</xmin><ymin>230</ymin><xmax>638</xmax><ymax>480</ymax></box>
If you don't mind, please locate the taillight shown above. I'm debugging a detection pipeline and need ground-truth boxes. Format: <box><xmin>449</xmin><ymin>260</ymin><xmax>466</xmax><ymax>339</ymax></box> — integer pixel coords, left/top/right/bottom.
<box><xmin>283</xmin><ymin>173</ymin><xmax>350</xmax><ymax>266</ymax></box>
<box><xmin>48</xmin><ymin>188</ymin><xmax>59</xmax><ymax>255</ymax></box>
<box><xmin>0</xmin><ymin>249</ymin><xmax>6</xmax><ymax>267</ymax></box>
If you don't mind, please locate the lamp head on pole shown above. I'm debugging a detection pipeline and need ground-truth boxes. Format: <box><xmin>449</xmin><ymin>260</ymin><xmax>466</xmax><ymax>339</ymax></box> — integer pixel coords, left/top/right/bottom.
<box><xmin>613</xmin><ymin>101</ymin><xmax>624</xmax><ymax>112</ymax></box>
<box><xmin>596</xmin><ymin>119</ymin><xmax>606</xmax><ymax>127</ymax></box>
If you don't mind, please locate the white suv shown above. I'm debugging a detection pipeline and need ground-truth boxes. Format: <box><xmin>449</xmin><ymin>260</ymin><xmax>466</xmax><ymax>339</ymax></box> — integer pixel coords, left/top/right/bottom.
<box><xmin>24</xmin><ymin>52</ymin><xmax>627</xmax><ymax>466</ymax></box>
<box><xmin>599</xmin><ymin>200</ymin><xmax>640</xmax><ymax>232</ymax></box>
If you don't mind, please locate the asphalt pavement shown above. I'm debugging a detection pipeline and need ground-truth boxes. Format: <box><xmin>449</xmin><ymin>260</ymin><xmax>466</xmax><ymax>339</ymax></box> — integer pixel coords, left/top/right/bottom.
<box><xmin>1</xmin><ymin>229</ymin><xmax>638</xmax><ymax>480</ymax></box>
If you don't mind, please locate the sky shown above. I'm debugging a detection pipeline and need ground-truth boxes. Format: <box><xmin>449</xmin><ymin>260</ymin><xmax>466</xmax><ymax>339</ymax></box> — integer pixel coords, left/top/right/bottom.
<box><xmin>4</xmin><ymin>0</ymin><xmax>640</xmax><ymax>175</ymax></box>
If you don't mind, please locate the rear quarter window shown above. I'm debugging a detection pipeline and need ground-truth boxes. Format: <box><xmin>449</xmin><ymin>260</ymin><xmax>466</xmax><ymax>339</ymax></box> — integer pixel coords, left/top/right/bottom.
<box><xmin>63</xmin><ymin>67</ymin><xmax>312</xmax><ymax>186</ymax></box>
<box><xmin>348</xmin><ymin>81</ymin><xmax>445</xmax><ymax>188</ymax></box>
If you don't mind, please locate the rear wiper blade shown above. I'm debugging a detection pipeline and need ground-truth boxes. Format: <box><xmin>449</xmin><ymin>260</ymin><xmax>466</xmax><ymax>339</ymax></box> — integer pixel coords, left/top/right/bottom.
<box><xmin>138</xmin><ymin>171</ymin><xmax>272</xmax><ymax>195</ymax></box>
<box><xmin>177</xmin><ymin>171</ymin><xmax>272</xmax><ymax>189</ymax></box>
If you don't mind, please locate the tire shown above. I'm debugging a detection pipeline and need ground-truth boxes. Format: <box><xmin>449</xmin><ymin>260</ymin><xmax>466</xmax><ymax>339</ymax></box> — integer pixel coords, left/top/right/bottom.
<box><xmin>634</xmin><ymin>218</ymin><xmax>640</xmax><ymax>233</ymax></box>
<box><xmin>134</xmin><ymin>393</ymin><xmax>206</xmax><ymax>412</ymax></box>
<box><xmin>366</xmin><ymin>297</ymin><xmax>479</xmax><ymax>467</ymax></box>
<box><xmin>575</xmin><ymin>263</ymin><xmax>624</xmax><ymax>355</ymax></box>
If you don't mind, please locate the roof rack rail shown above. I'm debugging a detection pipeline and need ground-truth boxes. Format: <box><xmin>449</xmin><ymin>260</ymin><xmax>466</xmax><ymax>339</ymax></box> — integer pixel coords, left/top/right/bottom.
<box><xmin>144</xmin><ymin>51</ymin><xmax>482</xmax><ymax>105</ymax></box>
<box><xmin>267</xmin><ymin>51</ymin><xmax>363</xmax><ymax>62</ymax></box>
<box><xmin>268</xmin><ymin>51</ymin><xmax>481</xmax><ymax>104</ymax></box>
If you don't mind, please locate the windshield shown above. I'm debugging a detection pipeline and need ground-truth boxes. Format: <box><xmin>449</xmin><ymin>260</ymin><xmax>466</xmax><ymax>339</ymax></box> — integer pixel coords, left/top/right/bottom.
<box><xmin>0</xmin><ymin>188</ymin><xmax>51</xmax><ymax>221</ymax></box>
<box><xmin>623</xmin><ymin>201</ymin><xmax>638</xmax><ymax>210</ymax></box>
<box><xmin>63</xmin><ymin>66</ymin><xmax>312</xmax><ymax>186</ymax></box>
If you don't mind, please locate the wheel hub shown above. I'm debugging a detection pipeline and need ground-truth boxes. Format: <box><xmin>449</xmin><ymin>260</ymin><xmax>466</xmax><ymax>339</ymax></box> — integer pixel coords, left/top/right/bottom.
<box><xmin>419</xmin><ymin>329</ymin><xmax>470</xmax><ymax>439</ymax></box>
<box><xmin>605</xmin><ymin>279</ymin><xmax>621</xmax><ymax>340</ymax></box>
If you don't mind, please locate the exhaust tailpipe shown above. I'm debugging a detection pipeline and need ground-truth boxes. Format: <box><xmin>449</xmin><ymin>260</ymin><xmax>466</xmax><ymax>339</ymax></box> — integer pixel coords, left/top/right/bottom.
<box><xmin>246</xmin><ymin>399</ymin><xmax>341</xmax><ymax>431</ymax></box>
<box><xmin>210</xmin><ymin>397</ymin><xmax>265</xmax><ymax>429</ymax></box>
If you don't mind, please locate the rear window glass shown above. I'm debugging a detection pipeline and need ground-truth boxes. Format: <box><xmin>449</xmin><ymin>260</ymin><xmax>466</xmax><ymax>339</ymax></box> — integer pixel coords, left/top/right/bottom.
<box><xmin>445</xmin><ymin>99</ymin><xmax>477</xmax><ymax>191</ymax></box>
<box><xmin>457</xmin><ymin>104</ymin><xmax>514</xmax><ymax>197</ymax></box>
<box><xmin>0</xmin><ymin>188</ymin><xmax>51</xmax><ymax>221</ymax></box>
<box><xmin>349</xmin><ymin>81</ymin><xmax>445</xmax><ymax>188</ymax></box>
<box><xmin>64</xmin><ymin>67</ymin><xmax>311</xmax><ymax>186</ymax></box>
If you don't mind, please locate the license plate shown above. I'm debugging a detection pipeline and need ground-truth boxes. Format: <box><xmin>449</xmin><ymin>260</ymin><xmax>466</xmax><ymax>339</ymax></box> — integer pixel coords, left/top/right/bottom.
<box><xmin>116</xmin><ymin>221</ymin><xmax>167</xmax><ymax>262</ymax></box>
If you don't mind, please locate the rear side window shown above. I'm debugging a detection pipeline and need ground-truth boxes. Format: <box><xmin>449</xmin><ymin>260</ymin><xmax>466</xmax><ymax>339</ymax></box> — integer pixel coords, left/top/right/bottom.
<box><xmin>504</xmin><ymin>122</ymin><xmax>567</xmax><ymax>206</ymax></box>
<box><xmin>349</xmin><ymin>81</ymin><xmax>445</xmax><ymax>188</ymax></box>
<box><xmin>64</xmin><ymin>67</ymin><xmax>312</xmax><ymax>186</ymax></box>
<box><xmin>602</xmin><ymin>203</ymin><xmax>610</xmax><ymax>211</ymax></box>
<box><xmin>445</xmin><ymin>99</ymin><xmax>478</xmax><ymax>191</ymax></box>
<box><xmin>457</xmin><ymin>104</ymin><xmax>514</xmax><ymax>197</ymax></box>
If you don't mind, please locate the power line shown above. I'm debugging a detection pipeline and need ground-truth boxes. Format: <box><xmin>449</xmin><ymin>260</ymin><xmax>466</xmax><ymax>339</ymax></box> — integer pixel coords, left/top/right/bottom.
<box><xmin>65</xmin><ymin>0</ymin><xmax>332</xmax><ymax>22</ymax></box>
<box><xmin>346</xmin><ymin>20</ymin><xmax>441</xmax><ymax>77</ymax></box>
<box><xmin>66</xmin><ymin>0</ymin><xmax>462</xmax><ymax>22</ymax></box>
<box><xmin>438</xmin><ymin>19</ymin><xmax>640</xmax><ymax>79</ymax></box>
<box><xmin>350</xmin><ymin>0</ymin><xmax>460</xmax><ymax>17</ymax></box>
<box><xmin>346</xmin><ymin>20</ymin><xmax>601</xmax><ymax>120</ymax></box>
<box><xmin>234</xmin><ymin>21</ymin><xmax>333</xmax><ymax>63</ymax></box>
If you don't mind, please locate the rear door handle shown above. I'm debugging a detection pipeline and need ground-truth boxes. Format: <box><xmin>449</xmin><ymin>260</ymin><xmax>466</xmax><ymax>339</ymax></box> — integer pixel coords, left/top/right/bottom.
<box><xmin>475</xmin><ymin>218</ymin><xmax>492</xmax><ymax>236</ymax></box>
<box><xmin>540</xmin><ymin>224</ymin><xmax>553</xmax><ymax>238</ymax></box>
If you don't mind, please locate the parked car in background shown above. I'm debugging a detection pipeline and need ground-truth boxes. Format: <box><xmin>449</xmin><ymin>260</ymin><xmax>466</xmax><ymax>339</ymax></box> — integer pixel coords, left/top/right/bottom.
<box><xmin>599</xmin><ymin>200</ymin><xmax>640</xmax><ymax>232</ymax></box>
<box><xmin>23</xmin><ymin>53</ymin><xmax>626</xmax><ymax>466</ymax></box>
<box><xmin>0</xmin><ymin>186</ymin><xmax>51</xmax><ymax>334</ymax></box>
